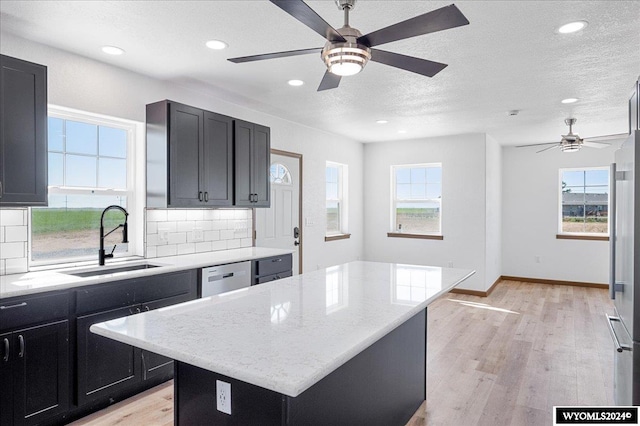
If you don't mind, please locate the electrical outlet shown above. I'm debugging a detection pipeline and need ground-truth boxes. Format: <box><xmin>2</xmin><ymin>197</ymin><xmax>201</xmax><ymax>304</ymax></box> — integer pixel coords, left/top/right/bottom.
<box><xmin>158</xmin><ymin>230</ymin><xmax>169</xmax><ymax>242</ymax></box>
<box><xmin>305</xmin><ymin>217</ymin><xmax>314</xmax><ymax>226</ymax></box>
<box><xmin>216</xmin><ymin>380</ymin><xmax>231</xmax><ymax>415</ymax></box>
<box><xmin>193</xmin><ymin>228</ymin><xmax>204</xmax><ymax>242</ymax></box>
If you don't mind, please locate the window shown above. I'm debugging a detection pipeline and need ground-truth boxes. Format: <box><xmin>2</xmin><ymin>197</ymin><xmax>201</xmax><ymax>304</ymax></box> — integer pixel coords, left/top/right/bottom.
<box><xmin>325</xmin><ymin>162</ymin><xmax>348</xmax><ymax>237</ymax></box>
<box><xmin>391</xmin><ymin>164</ymin><xmax>442</xmax><ymax>236</ymax></box>
<box><xmin>559</xmin><ymin>167</ymin><xmax>609</xmax><ymax>235</ymax></box>
<box><xmin>270</xmin><ymin>163</ymin><xmax>292</xmax><ymax>185</ymax></box>
<box><xmin>30</xmin><ymin>107</ymin><xmax>139</xmax><ymax>265</ymax></box>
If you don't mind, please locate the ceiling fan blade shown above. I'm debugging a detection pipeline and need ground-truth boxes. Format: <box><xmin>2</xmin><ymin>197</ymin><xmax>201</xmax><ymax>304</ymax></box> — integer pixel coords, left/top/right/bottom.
<box><xmin>357</xmin><ymin>4</ymin><xmax>469</xmax><ymax>48</ymax></box>
<box><xmin>515</xmin><ymin>142</ymin><xmax>559</xmax><ymax>148</ymax></box>
<box><xmin>583</xmin><ymin>133</ymin><xmax>628</xmax><ymax>142</ymax></box>
<box><xmin>270</xmin><ymin>0</ymin><xmax>346</xmax><ymax>43</ymax></box>
<box><xmin>317</xmin><ymin>71</ymin><xmax>341</xmax><ymax>91</ymax></box>
<box><xmin>536</xmin><ymin>145</ymin><xmax>560</xmax><ymax>154</ymax></box>
<box><xmin>228</xmin><ymin>47</ymin><xmax>322</xmax><ymax>63</ymax></box>
<box><xmin>582</xmin><ymin>141</ymin><xmax>612</xmax><ymax>149</ymax></box>
<box><xmin>370</xmin><ymin>49</ymin><xmax>447</xmax><ymax>77</ymax></box>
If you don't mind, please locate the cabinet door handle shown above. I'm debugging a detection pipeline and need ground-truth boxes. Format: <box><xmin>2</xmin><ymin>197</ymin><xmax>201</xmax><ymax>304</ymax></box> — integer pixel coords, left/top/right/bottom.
<box><xmin>198</xmin><ymin>191</ymin><xmax>204</xmax><ymax>202</ymax></box>
<box><xmin>0</xmin><ymin>180</ymin><xmax>3</xmax><ymax>198</ymax></box>
<box><xmin>204</xmin><ymin>192</ymin><xmax>209</xmax><ymax>202</ymax></box>
<box><xmin>136</xmin><ymin>307</ymin><xmax>142</xmax><ymax>314</ymax></box>
<box><xmin>2</xmin><ymin>338</ymin><xmax>9</xmax><ymax>362</ymax></box>
<box><xmin>18</xmin><ymin>335</ymin><xmax>25</xmax><ymax>358</ymax></box>
<box><xmin>0</xmin><ymin>302</ymin><xmax>27</xmax><ymax>310</ymax></box>
<box><xmin>145</xmin><ymin>305</ymin><xmax>150</xmax><ymax>311</ymax></box>
<box><xmin>272</xmin><ymin>258</ymin><xmax>282</xmax><ymax>262</ymax></box>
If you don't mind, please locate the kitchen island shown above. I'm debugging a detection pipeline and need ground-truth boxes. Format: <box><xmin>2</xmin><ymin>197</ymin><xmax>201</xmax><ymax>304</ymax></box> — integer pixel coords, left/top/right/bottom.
<box><xmin>91</xmin><ymin>261</ymin><xmax>474</xmax><ymax>425</ymax></box>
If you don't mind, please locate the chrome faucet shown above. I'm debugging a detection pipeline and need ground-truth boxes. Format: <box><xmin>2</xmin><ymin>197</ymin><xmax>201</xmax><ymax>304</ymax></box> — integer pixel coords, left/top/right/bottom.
<box><xmin>99</xmin><ymin>205</ymin><xmax>129</xmax><ymax>266</ymax></box>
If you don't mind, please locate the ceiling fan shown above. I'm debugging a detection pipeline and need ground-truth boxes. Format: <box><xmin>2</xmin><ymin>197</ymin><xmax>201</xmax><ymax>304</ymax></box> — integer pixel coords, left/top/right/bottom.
<box><xmin>227</xmin><ymin>0</ymin><xmax>470</xmax><ymax>91</ymax></box>
<box><xmin>516</xmin><ymin>118</ymin><xmax>626</xmax><ymax>153</ymax></box>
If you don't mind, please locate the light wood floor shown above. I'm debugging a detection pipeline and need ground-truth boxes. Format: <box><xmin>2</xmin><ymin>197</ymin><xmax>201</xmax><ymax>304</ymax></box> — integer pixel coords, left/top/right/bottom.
<box><xmin>69</xmin><ymin>280</ymin><xmax>615</xmax><ymax>426</ymax></box>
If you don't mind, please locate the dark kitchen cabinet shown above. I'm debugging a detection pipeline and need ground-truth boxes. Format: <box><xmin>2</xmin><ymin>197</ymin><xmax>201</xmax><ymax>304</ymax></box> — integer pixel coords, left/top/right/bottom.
<box><xmin>253</xmin><ymin>254</ymin><xmax>293</xmax><ymax>285</ymax></box>
<box><xmin>0</xmin><ymin>54</ymin><xmax>48</xmax><ymax>206</ymax></box>
<box><xmin>1</xmin><ymin>321</ymin><xmax>70</xmax><ymax>426</ymax></box>
<box><xmin>234</xmin><ymin>119</ymin><xmax>271</xmax><ymax>207</ymax></box>
<box><xmin>146</xmin><ymin>100</ymin><xmax>233</xmax><ymax>208</ymax></box>
<box><xmin>77</xmin><ymin>305</ymin><xmax>142</xmax><ymax>406</ymax></box>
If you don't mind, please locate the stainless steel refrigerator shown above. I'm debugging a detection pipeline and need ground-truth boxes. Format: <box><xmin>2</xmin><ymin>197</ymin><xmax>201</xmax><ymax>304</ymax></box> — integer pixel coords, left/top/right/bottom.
<box><xmin>609</xmin><ymin>129</ymin><xmax>640</xmax><ymax>405</ymax></box>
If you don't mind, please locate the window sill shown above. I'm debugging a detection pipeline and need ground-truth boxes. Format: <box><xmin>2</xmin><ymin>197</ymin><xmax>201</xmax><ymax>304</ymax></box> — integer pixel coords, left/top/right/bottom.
<box><xmin>325</xmin><ymin>233</ymin><xmax>351</xmax><ymax>242</ymax></box>
<box><xmin>556</xmin><ymin>234</ymin><xmax>609</xmax><ymax>241</ymax></box>
<box><xmin>387</xmin><ymin>233</ymin><xmax>443</xmax><ymax>240</ymax></box>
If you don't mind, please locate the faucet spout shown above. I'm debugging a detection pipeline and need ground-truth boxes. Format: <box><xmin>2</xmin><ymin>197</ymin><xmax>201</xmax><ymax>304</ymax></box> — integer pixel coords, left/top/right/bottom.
<box><xmin>99</xmin><ymin>205</ymin><xmax>129</xmax><ymax>266</ymax></box>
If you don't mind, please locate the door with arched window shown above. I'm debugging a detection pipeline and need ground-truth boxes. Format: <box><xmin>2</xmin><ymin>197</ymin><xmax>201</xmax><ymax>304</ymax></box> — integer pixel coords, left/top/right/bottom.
<box><xmin>255</xmin><ymin>151</ymin><xmax>302</xmax><ymax>274</ymax></box>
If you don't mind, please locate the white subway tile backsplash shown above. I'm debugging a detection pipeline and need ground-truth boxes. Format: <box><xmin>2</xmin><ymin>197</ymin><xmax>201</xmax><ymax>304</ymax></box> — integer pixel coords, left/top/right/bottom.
<box><xmin>0</xmin><ymin>209</ymin><xmax>25</xmax><ymax>226</ymax></box>
<box><xmin>195</xmin><ymin>241</ymin><xmax>212</xmax><ymax>253</ymax></box>
<box><xmin>0</xmin><ymin>227</ymin><xmax>4</xmax><ymax>243</ymax></box>
<box><xmin>157</xmin><ymin>244</ymin><xmax>177</xmax><ymax>257</ymax></box>
<box><xmin>146</xmin><ymin>209</ymin><xmax>167</xmax><ymax>222</ymax></box>
<box><xmin>5</xmin><ymin>225</ymin><xmax>28</xmax><ymax>242</ymax></box>
<box><xmin>220</xmin><ymin>230</ymin><xmax>235</xmax><ymax>240</ymax></box>
<box><xmin>195</xmin><ymin>221</ymin><xmax>213</xmax><ymax>231</ymax></box>
<box><xmin>168</xmin><ymin>232</ymin><xmax>187</xmax><ymax>245</ymax></box>
<box><xmin>241</xmin><ymin>238</ymin><xmax>253</xmax><ymax>248</ymax></box>
<box><xmin>167</xmin><ymin>210</ymin><xmax>187</xmax><ymax>221</ymax></box>
<box><xmin>219</xmin><ymin>210</ymin><xmax>235</xmax><ymax>220</ymax></box>
<box><xmin>5</xmin><ymin>257</ymin><xmax>28</xmax><ymax>274</ymax></box>
<box><xmin>203</xmin><ymin>210</ymin><xmax>216</xmax><ymax>220</ymax></box>
<box><xmin>212</xmin><ymin>220</ymin><xmax>228</xmax><ymax>231</ymax></box>
<box><xmin>226</xmin><ymin>239</ymin><xmax>241</xmax><ymax>249</ymax></box>
<box><xmin>0</xmin><ymin>242</ymin><xmax>25</xmax><ymax>259</ymax></box>
<box><xmin>205</xmin><ymin>230</ymin><xmax>220</xmax><ymax>241</ymax></box>
<box><xmin>146</xmin><ymin>221</ymin><xmax>158</xmax><ymax>234</ymax></box>
<box><xmin>157</xmin><ymin>221</ymin><xmax>177</xmax><ymax>233</ymax></box>
<box><xmin>211</xmin><ymin>240</ymin><xmax>227</xmax><ymax>251</ymax></box>
<box><xmin>177</xmin><ymin>221</ymin><xmax>194</xmax><ymax>232</ymax></box>
<box><xmin>146</xmin><ymin>246</ymin><xmax>157</xmax><ymax>258</ymax></box>
<box><xmin>186</xmin><ymin>210</ymin><xmax>203</xmax><ymax>221</ymax></box>
<box><xmin>177</xmin><ymin>243</ymin><xmax>196</xmax><ymax>255</ymax></box>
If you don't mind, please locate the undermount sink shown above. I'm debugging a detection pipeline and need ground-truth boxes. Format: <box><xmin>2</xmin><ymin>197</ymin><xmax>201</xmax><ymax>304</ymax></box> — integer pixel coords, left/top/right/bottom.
<box><xmin>64</xmin><ymin>263</ymin><xmax>162</xmax><ymax>278</ymax></box>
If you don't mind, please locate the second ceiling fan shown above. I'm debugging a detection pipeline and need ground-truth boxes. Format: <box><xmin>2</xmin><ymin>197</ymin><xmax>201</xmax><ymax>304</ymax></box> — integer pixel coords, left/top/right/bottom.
<box><xmin>228</xmin><ymin>0</ymin><xmax>470</xmax><ymax>91</ymax></box>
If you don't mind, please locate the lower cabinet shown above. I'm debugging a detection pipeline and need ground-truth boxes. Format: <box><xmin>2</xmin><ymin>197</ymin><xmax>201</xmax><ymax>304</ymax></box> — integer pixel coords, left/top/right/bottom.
<box><xmin>1</xmin><ymin>321</ymin><xmax>69</xmax><ymax>426</ymax></box>
<box><xmin>77</xmin><ymin>305</ymin><xmax>141</xmax><ymax>405</ymax></box>
<box><xmin>253</xmin><ymin>254</ymin><xmax>293</xmax><ymax>285</ymax></box>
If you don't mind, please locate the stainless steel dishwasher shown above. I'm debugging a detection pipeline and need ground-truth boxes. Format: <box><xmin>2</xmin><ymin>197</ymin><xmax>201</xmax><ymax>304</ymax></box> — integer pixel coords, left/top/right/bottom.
<box><xmin>200</xmin><ymin>261</ymin><xmax>252</xmax><ymax>297</ymax></box>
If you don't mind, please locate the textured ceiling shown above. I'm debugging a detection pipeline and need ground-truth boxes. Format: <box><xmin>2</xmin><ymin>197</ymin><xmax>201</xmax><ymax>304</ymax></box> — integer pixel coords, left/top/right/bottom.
<box><xmin>1</xmin><ymin>1</ymin><xmax>639</xmax><ymax>145</ymax></box>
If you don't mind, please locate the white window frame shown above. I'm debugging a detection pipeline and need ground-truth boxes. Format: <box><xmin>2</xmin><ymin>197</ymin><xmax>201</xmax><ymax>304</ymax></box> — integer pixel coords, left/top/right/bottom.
<box><xmin>391</xmin><ymin>163</ymin><xmax>442</xmax><ymax>236</ymax></box>
<box><xmin>325</xmin><ymin>161</ymin><xmax>349</xmax><ymax>237</ymax></box>
<box><xmin>558</xmin><ymin>166</ymin><xmax>610</xmax><ymax>236</ymax></box>
<box><xmin>29</xmin><ymin>105</ymin><xmax>143</xmax><ymax>267</ymax></box>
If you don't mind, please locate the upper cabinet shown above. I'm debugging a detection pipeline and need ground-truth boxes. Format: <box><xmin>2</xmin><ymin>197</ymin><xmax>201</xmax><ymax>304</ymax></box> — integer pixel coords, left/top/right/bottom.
<box><xmin>234</xmin><ymin>120</ymin><xmax>270</xmax><ymax>207</ymax></box>
<box><xmin>146</xmin><ymin>100</ymin><xmax>270</xmax><ymax>208</ymax></box>
<box><xmin>146</xmin><ymin>100</ymin><xmax>234</xmax><ymax>208</ymax></box>
<box><xmin>0</xmin><ymin>54</ymin><xmax>48</xmax><ymax>206</ymax></box>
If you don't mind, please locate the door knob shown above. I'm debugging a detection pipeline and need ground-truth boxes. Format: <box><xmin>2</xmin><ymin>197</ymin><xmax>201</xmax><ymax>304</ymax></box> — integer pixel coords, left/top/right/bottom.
<box><xmin>294</xmin><ymin>240</ymin><xmax>300</xmax><ymax>246</ymax></box>
<box><xmin>294</xmin><ymin>227</ymin><xmax>300</xmax><ymax>238</ymax></box>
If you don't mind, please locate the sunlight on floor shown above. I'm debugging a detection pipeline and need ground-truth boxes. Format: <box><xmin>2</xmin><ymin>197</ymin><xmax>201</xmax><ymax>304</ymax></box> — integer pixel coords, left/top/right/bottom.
<box><xmin>447</xmin><ymin>298</ymin><xmax>520</xmax><ymax>314</ymax></box>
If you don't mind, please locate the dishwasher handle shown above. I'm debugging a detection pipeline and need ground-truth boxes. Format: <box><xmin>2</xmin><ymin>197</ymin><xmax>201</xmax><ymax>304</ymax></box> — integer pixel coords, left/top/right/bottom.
<box><xmin>206</xmin><ymin>270</ymin><xmax>246</xmax><ymax>282</ymax></box>
<box><xmin>606</xmin><ymin>315</ymin><xmax>632</xmax><ymax>353</ymax></box>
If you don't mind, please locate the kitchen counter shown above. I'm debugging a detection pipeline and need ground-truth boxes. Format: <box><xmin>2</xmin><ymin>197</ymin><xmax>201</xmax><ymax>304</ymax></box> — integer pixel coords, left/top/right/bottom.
<box><xmin>91</xmin><ymin>261</ymin><xmax>474</xmax><ymax>398</ymax></box>
<box><xmin>0</xmin><ymin>247</ymin><xmax>293</xmax><ymax>299</ymax></box>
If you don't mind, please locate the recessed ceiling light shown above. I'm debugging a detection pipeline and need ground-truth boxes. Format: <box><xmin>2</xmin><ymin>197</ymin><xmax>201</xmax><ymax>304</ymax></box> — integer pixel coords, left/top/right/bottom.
<box><xmin>288</xmin><ymin>80</ymin><xmax>304</xmax><ymax>87</ymax></box>
<box><xmin>205</xmin><ymin>40</ymin><xmax>228</xmax><ymax>50</ymax></box>
<box><xmin>561</xmin><ymin>98</ymin><xmax>579</xmax><ymax>104</ymax></box>
<box><xmin>101</xmin><ymin>46</ymin><xmax>124</xmax><ymax>55</ymax></box>
<box><xmin>557</xmin><ymin>21</ymin><xmax>588</xmax><ymax>34</ymax></box>
<box><xmin>376</xmin><ymin>120</ymin><xmax>388</xmax><ymax>124</ymax></box>
<box><xmin>398</xmin><ymin>130</ymin><xmax>407</xmax><ymax>134</ymax></box>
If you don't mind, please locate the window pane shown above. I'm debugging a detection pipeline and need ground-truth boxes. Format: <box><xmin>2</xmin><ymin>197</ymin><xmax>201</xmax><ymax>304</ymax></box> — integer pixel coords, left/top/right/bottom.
<box><xmin>410</xmin><ymin>168</ymin><xmax>426</xmax><ymax>184</ymax></box>
<box><xmin>562</xmin><ymin>170</ymin><xmax>584</xmax><ymax>187</ymax></box>
<box><xmin>395</xmin><ymin>201</ymin><xmax>440</xmax><ymax>234</ymax></box>
<box><xmin>48</xmin><ymin>117</ymin><xmax>64</xmax><ymax>151</ymax></box>
<box><xmin>326</xmin><ymin>200</ymin><xmax>340</xmax><ymax>233</ymax></box>
<box><xmin>31</xmin><ymin>195</ymin><xmax>128</xmax><ymax>261</ymax></box>
<box><xmin>66</xmin><ymin>155</ymin><xmax>97</xmax><ymax>187</ymax></box>
<box><xmin>426</xmin><ymin>183</ymin><xmax>442</xmax><ymax>199</ymax></box>
<box><xmin>585</xmin><ymin>169</ymin><xmax>609</xmax><ymax>186</ymax></box>
<box><xmin>410</xmin><ymin>183</ymin><xmax>426</xmax><ymax>199</ymax></box>
<box><xmin>396</xmin><ymin>168</ymin><xmax>410</xmax><ymax>184</ymax></box>
<box><xmin>326</xmin><ymin>166</ymin><xmax>338</xmax><ymax>183</ymax></box>
<box><xmin>427</xmin><ymin>167</ymin><xmax>441</xmax><ymax>183</ymax></box>
<box><xmin>98</xmin><ymin>158</ymin><xmax>127</xmax><ymax>189</ymax></box>
<box><xmin>48</xmin><ymin>153</ymin><xmax>64</xmax><ymax>186</ymax></box>
<box><xmin>66</xmin><ymin>120</ymin><xmax>98</xmax><ymax>155</ymax></box>
<box><xmin>326</xmin><ymin>182</ymin><xmax>338</xmax><ymax>200</ymax></box>
<box><xmin>396</xmin><ymin>184</ymin><xmax>411</xmax><ymax>199</ymax></box>
<box><xmin>99</xmin><ymin>126</ymin><xmax>127</xmax><ymax>158</ymax></box>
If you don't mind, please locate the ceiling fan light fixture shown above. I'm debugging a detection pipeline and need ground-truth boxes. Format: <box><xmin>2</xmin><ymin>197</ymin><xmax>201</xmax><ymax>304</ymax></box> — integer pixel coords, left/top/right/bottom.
<box><xmin>561</xmin><ymin>143</ymin><xmax>581</xmax><ymax>153</ymax></box>
<box><xmin>323</xmin><ymin>45</ymin><xmax>371</xmax><ymax>76</ymax></box>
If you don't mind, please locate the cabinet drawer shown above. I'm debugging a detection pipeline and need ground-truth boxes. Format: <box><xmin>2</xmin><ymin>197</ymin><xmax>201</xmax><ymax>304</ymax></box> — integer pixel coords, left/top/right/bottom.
<box><xmin>76</xmin><ymin>280</ymin><xmax>136</xmax><ymax>315</ymax></box>
<box><xmin>135</xmin><ymin>270</ymin><xmax>196</xmax><ymax>303</ymax></box>
<box><xmin>255</xmin><ymin>255</ymin><xmax>292</xmax><ymax>278</ymax></box>
<box><xmin>255</xmin><ymin>270</ymin><xmax>293</xmax><ymax>285</ymax></box>
<box><xmin>0</xmin><ymin>292</ymin><xmax>69</xmax><ymax>331</ymax></box>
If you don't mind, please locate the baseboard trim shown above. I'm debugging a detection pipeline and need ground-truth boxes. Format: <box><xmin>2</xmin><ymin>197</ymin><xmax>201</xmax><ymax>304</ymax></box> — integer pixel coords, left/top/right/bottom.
<box><xmin>500</xmin><ymin>275</ymin><xmax>608</xmax><ymax>289</ymax></box>
<box><xmin>449</xmin><ymin>275</ymin><xmax>607</xmax><ymax>297</ymax></box>
<box><xmin>449</xmin><ymin>276</ymin><xmax>501</xmax><ymax>297</ymax></box>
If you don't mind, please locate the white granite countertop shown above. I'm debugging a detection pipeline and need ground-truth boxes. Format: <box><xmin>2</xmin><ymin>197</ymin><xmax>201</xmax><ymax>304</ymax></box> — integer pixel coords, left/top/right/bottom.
<box><xmin>0</xmin><ymin>247</ymin><xmax>293</xmax><ymax>299</ymax></box>
<box><xmin>91</xmin><ymin>261</ymin><xmax>474</xmax><ymax>397</ymax></box>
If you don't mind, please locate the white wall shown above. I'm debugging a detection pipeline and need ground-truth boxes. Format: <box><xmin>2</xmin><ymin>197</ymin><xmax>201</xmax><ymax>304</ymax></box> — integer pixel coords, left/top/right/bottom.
<box><xmin>363</xmin><ymin>133</ymin><xmax>490</xmax><ymax>292</ymax></box>
<box><xmin>502</xmin><ymin>140</ymin><xmax>624</xmax><ymax>284</ymax></box>
<box><xmin>0</xmin><ymin>32</ymin><xmax>364</xmax><ymax>274</ymax></box>
<box><xmin>485</xmin><ymin>135</ymin><xmax>502</xmax><ymax>287</ymax></box>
